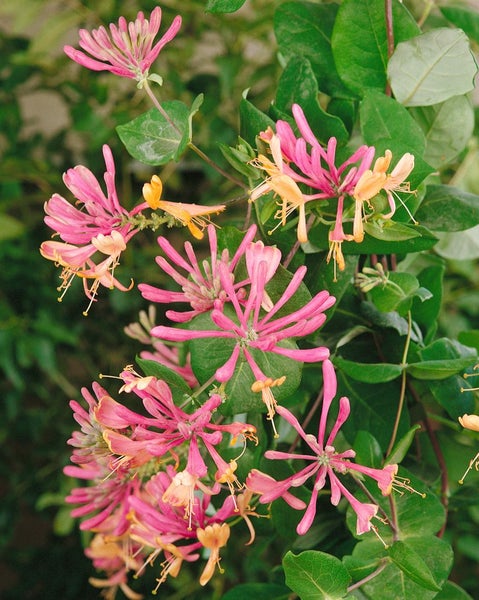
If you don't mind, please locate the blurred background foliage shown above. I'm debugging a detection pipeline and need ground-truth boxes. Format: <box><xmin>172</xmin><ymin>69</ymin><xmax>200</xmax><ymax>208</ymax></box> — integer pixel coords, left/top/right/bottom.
<box><xmin>1</xmin><ymin>0</ymin><xmax>479</xmax><ymax>598</ymax></box>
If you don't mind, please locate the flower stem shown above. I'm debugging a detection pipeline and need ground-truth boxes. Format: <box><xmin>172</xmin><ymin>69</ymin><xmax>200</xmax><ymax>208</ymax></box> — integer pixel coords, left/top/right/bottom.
<box><xmin>187</xmin><ymin>142</ymin><xmax>248</xmax><ymax>189</ymax></box>
<box><xmin>144</xmin><ymin>81</ymin><xmax>248</xmax><ymax>189</ymax></box>
<box><xmin>386</xmin><ymin>310</ymin><xmax>412</xmax><ymax>456</ymax></box>
<box><xmin>384</xmin><ymin>0</ymin><xmax>394</xmax><ymax>96</ymax></box>
<box><xmin>347</xmin><ymin>560</ymin><xmax>388</xmax><ymax>592</ymax></box>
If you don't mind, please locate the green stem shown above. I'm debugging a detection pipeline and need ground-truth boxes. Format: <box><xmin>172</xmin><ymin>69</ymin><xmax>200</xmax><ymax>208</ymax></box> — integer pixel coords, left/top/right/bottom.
<box><xmin>144</xmin><ymin>80</ymin><xmax>248</xmax><ymax>189</ymax></box>
<box><xmin>386</xmin><ymin>310</ymin><xmax>412</xmax><ymax>456</ymax></box>
<box><xmin>347</xmin><ymin>560</ymin><xmax>388</xmax><ymax>592</ymax></box>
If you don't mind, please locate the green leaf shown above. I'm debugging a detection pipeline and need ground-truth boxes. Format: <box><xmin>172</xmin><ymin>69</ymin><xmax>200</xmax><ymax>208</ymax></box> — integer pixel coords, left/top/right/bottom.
<box><xmin>367</xmin><ymin>272</ymin><xmax>423</xmax><ymax>315</ymax></box>
<box><xmin>434</xmin><ymin>581</ymin><xmax>474</xmax><ymax>600</ymax></box>
<box><xmin>275</xmin><ymin>56</ymin><xmax>349</xmax><ymax>145</ymax></box>
<box><xmin>223</xmin><ymin>584</ymin><xmax>290</xmax><ymax>599</ymax></box>
<box><xmin>274</xmin><ymin>1</ymin><xmax>347</xmax><ymax>97</ymax></box>
<box><xmin>415</xmin><ymin>185</ymin><xmax>479</xmax><ymax>232</ymax></box>
<box><xmin>353</xmin><ymin>430</ymin><xmax>383</xmax><ymax>468</ymax></box>
<box><xmin>440</xmin><ymin>7</ymin><xmax>479</xmax><ymax>44</ymax></box>
<box><xmin>407</xmin><ymin>358</ymin><xmax>476</xmax><ymax>380</ymax></box>
<box><xmin>434</xmin><ymin>226</ymin><xmax>479</xmax><ymax>261</ymax></box>
<box><xmin>409</xmin><ymin>95</ymin><xmax>474</xmax><ymax>169</ymax></box>
<box><xmin>308</xmin><ymin>222</ymin><xmax>438</xmax><ymax>256</ymax></box>
<box><xmin>116</xmin><ymin>101</ymin><xmax>190</xmax><ymax>165</ymax></box>
<box><xmin>360</xmin><ymin>90</ymin><xmax>425</xmax><ymax>155</ymax></box>
<box><xmin>351</xmin><ymin>537</ymin><xmax>452</xmax><ymax>599</ymax></box>
<box><xmin>412</xmin><ymin>263</ymin><xmax>445</xmax><ymax>343</ymax></box>
<box><xmin>388</xmin><ymin>541</ymin><xmax>441</xmax><ymax>591</ymax></box>
<box><xmin>205</xmin><ymin>0</ymin><xmax>246</xmax><ymax>13</ymax></box>
<box><xmin>388</xmin><ymin>28</ymin><xmax>478</xmax><ymax>106</ymax></box>
<box><xmin>332</xmin><ymin>0</ymin><xmax>419</xmax><ymax>96</ymax></box>
<box><xmin>337</xmin><ymin>372</ymin><xmax>409</xmax><ymax>450</ymax></box>
<box><xmin>239</xmin><ymin>92</ymin><xmax>275</xmax><ymax>146</ymax></box>
<box><xmin>385</xmin><ymin>424</ymin><xmax>421</xmax><ymax>466</ymax></box>
<box><xmin>283</xmin><ymin>550</ymin><xmax>351</xmax><ymax>600</ymax></box>
<box><xmin>363</xmin><ymin>220</ymin><xmax>421</xmax><ymax>242</ymax></box>
<box><xmin>334</xmin><ymin>356</ymin><xmax>403</xmax><ymax>383</ymax></box>
<box><xmin>136</xmin><ymin>357</ymin><xmax>192</xmax><ymax>402</ymax></box>
<box><xmin>417</xmin><ymin>338</ymin><xmax>477</xmax><ymax>418</ymax></box>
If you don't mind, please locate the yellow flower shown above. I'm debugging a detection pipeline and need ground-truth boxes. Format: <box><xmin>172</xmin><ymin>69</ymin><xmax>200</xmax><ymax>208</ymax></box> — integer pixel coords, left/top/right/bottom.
<box><xmin>251</xmin><ymin>375</ymin><xmax>286</xmax><ymax>438</ymax></box>
<box><xmin>143</xmin><ymin>174</ymin><xmax>225</xmax><ymax>239</ymax></box>
<box><xmin>197</xmin><ymin>523</ymin><xmax>231</xmax><ymax>586</ymax></box>
<box><xmin>352</xmin><ymin>150</ymin><xmax>415</xmax><ymax>243</ymax></box>
<box><xmin>250</xmin><ymin>132</ymin><xmax>308</xmax><ymax>243</ymax></box>
<box><xmin>459</xmin><ymin>414</ymin><xmax>479</xmax><ymax>432</ymax></box>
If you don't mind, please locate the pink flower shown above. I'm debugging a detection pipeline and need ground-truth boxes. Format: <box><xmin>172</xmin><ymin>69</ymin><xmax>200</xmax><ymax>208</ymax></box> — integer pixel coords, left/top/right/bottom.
<box><xmin>128</xmin><ymin>466</ymin><xmax>236</xmax><ymax>590</ymax></box>
<box><xmin>269</xmin><ymin>104</ymin><xmax>375</xmax><ymax>198</ymax></box>
<box><xmin>64</xmin><ymin>7</ymin><xmax>182</xmax><ymax>83</ymax></box>
<box><xmin>139</xmin><ymin>224</ymin><xmax>258</xmax><ymax>323</ymax></box>
<box><xmin>40</xmin><ymin>231</ymin><xmax>133</xmax><ymax>314</ymax></box>
<box><xmin>152</xmin><ymin>244</ymin><xmax>335</xmax><ymax>383</ymax></box>
<box><xmin>95</xmin><ymin>372</ymin><xmax>257</xmax><ymax>483</ymax></box>
<box><xmin>248</xmin><ymin>359</ymin><xmax>398</xmax><ymax>535</ymax></box>
<box><xmin>44</xmin><ymin>144</ymin><xmax>145</xmax><ymax>246</ymax></box>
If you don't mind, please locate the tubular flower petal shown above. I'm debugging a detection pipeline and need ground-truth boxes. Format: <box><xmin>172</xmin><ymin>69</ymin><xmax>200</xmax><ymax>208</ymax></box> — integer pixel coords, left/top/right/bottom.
<box><xmin>143</xmin><ymin>174</ymin><xmax>225</xmax><ymax>240</ymax></box>
<box><xmin>64</xmin><ymin>7</ymin><xmax>182</xmax><ymax>84</ymax></box>
<box><xmin>151</xmin><ymin>244</ymin><xmax>334</xmax><ymax>388</ymax></box>
<box><xmin>352</xmin><ymin>149</ymin><xmax>415</xmax><ymax>240</ymax></box>
<box><xmin>248</xmin><ymin>360</ymin><xmax>398</xmax><ymax>535</ymax></box>
<box><xmin>139</xmin><ymin>224</ymin><xmax>257</xmax><ymax>323</ymax></box>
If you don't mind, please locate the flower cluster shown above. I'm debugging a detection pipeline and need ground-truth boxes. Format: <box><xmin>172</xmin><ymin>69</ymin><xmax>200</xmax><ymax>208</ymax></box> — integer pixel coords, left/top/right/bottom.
<box><xmin>250</xmin><ymin>103</ymin><xmax>415</xmax><ymax>276</ymax></box>
<box><xmin>42</xmin><ymin>5</ymin><xmax>425</xmax><ymax>598</ymax></box>
<box><xmin>247</xmin><ymin>359</ymin><xmax>398</xmax><ymax>536</ymax></box>
<box><xmin>64</xmin><ymin>371</ymin><xmax>260</xmax><ymax>592</ymax></box>
<box><xmin>40</xmin><ymin>145</ymin><xmax>147</xmax><ymax>314</ymax></box>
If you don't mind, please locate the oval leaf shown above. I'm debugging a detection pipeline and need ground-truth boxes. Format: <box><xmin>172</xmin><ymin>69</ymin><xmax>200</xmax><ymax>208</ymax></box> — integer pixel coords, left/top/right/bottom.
<box><xmin>283</xmin><ymin>550</ymin><xmax>351</xmax><ymax>600</ymax></box>
<box><xmin>388</xmin><ymin>28</ymin><xmax>478</xmax><ymax>107</ymax></box>
<box><xmin>415</xmin><ymin>185</ymin><xmax>479</xmax><ymax>232</ymax></box>
<box><xmin>116</xmin><ymin>101</ymin><xmax>189</xmax><ymax>165</ymax></box>
<box><xmin>388</xmin><ymin>541</ymin><xmax>441</xmax><ymax>591</ymax></box>
<box><xmin>332</xmin><ymin>0</ymin><xmax>419</xmax><ymax>96</ymax></box>
<box><xmin>334</xmin><ymin>356</ymin><xmax>403</xmax><ymax>383</ymax></box>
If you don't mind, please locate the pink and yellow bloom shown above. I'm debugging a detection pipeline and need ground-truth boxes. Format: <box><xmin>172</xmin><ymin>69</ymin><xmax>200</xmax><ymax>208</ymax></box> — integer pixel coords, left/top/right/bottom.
<box><xmin>152</xmin><ymin>241</ymin><xmax>335</xmax><ymax>384</ymax></box>
<box><xmin>139</xmin><ymin>223</ymin><xmax>257</xmax><ymax>323</ymax></box>
<box><xmin>143</xmin><ymin>174</ymin><xmax>226</xmax><ymax>240</ymax></box>
<box><xmin>64</xmin><ymin>7</ymin><xmax>182</xmax><ymax>84</ymax></box>
<box><xmin>247</xmin><ymin>359</ymin><xmax>397</xmax><ymax>535</ymax></box>
<box><xmin>353</xmin><ymin>149</ymin><xmax>415</xmax><ymax>242</ymax></box>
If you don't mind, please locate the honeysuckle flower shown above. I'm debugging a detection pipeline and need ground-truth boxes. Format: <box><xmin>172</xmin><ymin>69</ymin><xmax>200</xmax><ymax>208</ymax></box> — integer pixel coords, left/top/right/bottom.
<box><xmin>96</xmin><ymin>372</ymin><xmax>257</xmax><ymax>486</ymax></box>
<box><xmin>353</xmin><ymin>149</ymin><xmax>415</xmax><ymax>242</ymax></box>
<box><xmin>40</xmin><ymin>231</ymin><xmax>133</xmax><ymax>314</ymax></box>
<box><xmin>86</xmin><ymin>534</ymin><xmax>144</xmax><ymax>600</ymax></box>
<box><xmin>249</xmin><ymin>359</ymin><xmax>398</xmax><ymax>535</ymax></box>
<box><xmin>253</xmin><ymin>104</ymin><xmax>375</xmax><ymax>266</ymax></box>
<box><xmin>44</xmin><ymin>145</ymin><xmax>146</xmax><ymax>246</ymax></box>
<box><xmin>128</xmin><ymin>467</ymin><xmax>236</xmax><ymax>590</ymax></box>
<box><xmin>458</xmin><ymin>413</ymin><xmax>479</xmax><ymax>484</ymax></box>
<box><xmin>152</xmin><ymin>249</ymin><xmax>334</xmax><ymax>385</ymax></box>
<box><xmin>250</xmin><ymin>132</ymin><xmax>309</xmax><ymax>242</ymax></box>
<box><xmin>64</xmin><ymin>7</ymin><xmax>182</xmax><ymax>85</ymax></box>
<box><xmin>270</xmin><ymin>104</ymin><xmax>375</xmax><ymax>198</ymax></box>
<box><xmin>143</xmin><ymin>174</ymin><xmax>226</xmax><ymax>239</ymax></box>
<box><xmin>197</xmin><ymin>523</ymin><xmax>231</xmax><ymax>586</ymax></box>
<box><xmin>65</xmin><ymin>462</ymin><xmax>142</xmax><ymax>536</ymax></box>
<box><xmin>459</xmin><ymin>414</ymin><xmax>479</xmax><ymax>431</ymax></box>
<box><xmin>139</xmin><ymin>223</ymin><xmax>257</xmax><ymax>323</ymax></box>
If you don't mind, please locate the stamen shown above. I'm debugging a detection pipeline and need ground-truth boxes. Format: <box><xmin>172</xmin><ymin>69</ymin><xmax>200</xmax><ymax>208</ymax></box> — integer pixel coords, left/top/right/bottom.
<box><xmin>391</xmin><ymin>475</ymin><xmax>426</xmax><ymax>498</ymax></box>
<box><xmin>459</xmin><ymin>452</ymin><xmax>479</xmax><ymax>484</ymax></box>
